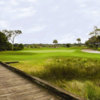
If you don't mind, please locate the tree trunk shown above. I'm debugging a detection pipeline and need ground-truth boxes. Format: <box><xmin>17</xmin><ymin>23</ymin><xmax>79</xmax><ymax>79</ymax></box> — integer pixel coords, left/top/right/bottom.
<box><xmin>12</xmin><ymin>38</ymin><xmax>14</xmax><ymax>51</ymax></box>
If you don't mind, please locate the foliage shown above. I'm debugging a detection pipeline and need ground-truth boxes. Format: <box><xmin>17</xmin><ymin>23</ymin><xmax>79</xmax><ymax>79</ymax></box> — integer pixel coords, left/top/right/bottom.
<box><xmin>0</xmin><ymin>31</ymin><xmax>12</xmax><ymax>51</ymax></box>
<box><xmin>0</xmin><ymin>30</ymin><xmax>23</xmax><ymax>51</ymax></box>
<box><xmin>53</xmin><ymin>40</ymin><xmax>58</xmax><ymax>44</ymax></box>
<box><xmin>76</xmin><ymin>38</ymin><xmax>81</xmax><ymax>46</ymax></box>
<box><xmin>89</xmin><ymin>26</ymin><xmax>100</xmax><ymax>37</ymax></box>
<box><xmin>53</xmin><ymin>40</ymin><xmax>58</xmax><ymax>48</ymax></box>
<box><xmin>87</xmin><ymin>26</ymin><xmax>100</xmax><ymax>49</ymax></box>
<box><xmin>14</xmin><ymin>44</ymin><xmax>24</xmax><ymax>50</ymax></box>
<box><xmin>66</xmin><ymin>43</ymin><xmax>71</xmax><ymax>47</ymax></box>
<box><xmin>85</xmin><ymin>36</ymin><xmax>100</xmax><ymax>49</ymax></box>
<box><xmin>2</xmin><ymin>30</ymin><xmax>22</xmax><ymax>50</ymax></box>
<box><xmin>77</xmin><ymin>38</ymin><xmax>81</xmax><ymax>42</ymax></box>
<box><xmin>24</xmin><ymin>43</ymin><xmax>73</xmax><ymax>48</ymax></box>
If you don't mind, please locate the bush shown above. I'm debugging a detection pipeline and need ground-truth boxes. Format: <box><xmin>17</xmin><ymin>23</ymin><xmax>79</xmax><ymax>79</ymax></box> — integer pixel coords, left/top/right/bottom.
<box><xmin>0</xmin><ymin>32</ymin><xmax>12</xmax><ymax>51</ymax></box>
<box><xmin>66</xmin><ymin>43</ymin><xmax>71</xmax><ymax>47</ymax></box>
<box><xmin>6</xmin><ymin>42</ymin><xmax>12</xmax><ymax>50</ymax></box>
<box><xmin>14</xmin><ymin>44</ymin><xmax>24</xmax><ymax>50</ymax></box>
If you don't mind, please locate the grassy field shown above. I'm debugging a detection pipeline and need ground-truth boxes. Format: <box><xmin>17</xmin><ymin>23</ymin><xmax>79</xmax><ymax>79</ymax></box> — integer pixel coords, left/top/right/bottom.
<box><xmin>0</xmin><ymin>47</ymin><xmax>100</xmax><ymax>100</ymax></box>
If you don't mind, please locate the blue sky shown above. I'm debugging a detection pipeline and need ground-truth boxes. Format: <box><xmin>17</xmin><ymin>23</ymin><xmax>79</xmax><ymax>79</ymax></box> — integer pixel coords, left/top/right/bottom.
<box><xmin>0</xmin><ymin>0</ymin><xmax>100</xmax><ymax>44</ymax></box>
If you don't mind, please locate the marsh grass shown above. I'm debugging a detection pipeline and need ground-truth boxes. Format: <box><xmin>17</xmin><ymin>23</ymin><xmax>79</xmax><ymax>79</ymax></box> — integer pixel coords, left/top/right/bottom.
<box><xmin>29</xmin><ymin>57</ymin><xmax>100</xmax><ymax>99</ymax></box>
<box><xmin>85</xmin><ymin>82</ymin><xmax>100</xmax><ymax>100</ymax></box>
<box><xmin>33</xmin><ymin>57</ymin><xmax>100</xmax><ymax>80</ymax></box>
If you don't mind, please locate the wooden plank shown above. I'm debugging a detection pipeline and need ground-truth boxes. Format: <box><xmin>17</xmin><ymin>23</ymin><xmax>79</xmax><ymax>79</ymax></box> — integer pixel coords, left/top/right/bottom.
<box><xmin>0</xmin><ymin>64</ymin><xmax>60</xmax><ymax>100</ymax></box>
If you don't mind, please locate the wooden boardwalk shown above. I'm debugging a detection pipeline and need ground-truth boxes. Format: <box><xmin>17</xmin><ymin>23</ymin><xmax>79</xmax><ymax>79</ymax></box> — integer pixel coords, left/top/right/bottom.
<box><xmin>0</xmin><ymin>64</ymin><xmax>60</xmax><ymax>100</ymax></box>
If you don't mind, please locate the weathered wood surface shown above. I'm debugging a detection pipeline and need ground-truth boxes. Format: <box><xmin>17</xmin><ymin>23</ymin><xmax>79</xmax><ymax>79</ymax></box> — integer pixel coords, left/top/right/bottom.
<box><xmin>0</xmin><ymin>64</ymin><xmax>60</xmax><ymax>100</ymax></box>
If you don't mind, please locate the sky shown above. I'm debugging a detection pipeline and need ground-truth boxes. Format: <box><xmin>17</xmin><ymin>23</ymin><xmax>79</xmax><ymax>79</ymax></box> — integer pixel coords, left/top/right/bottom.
<box><xmin>0</xmin><ymin>0</ymin><xmax>100</xmax><ymax>44</ymax></box>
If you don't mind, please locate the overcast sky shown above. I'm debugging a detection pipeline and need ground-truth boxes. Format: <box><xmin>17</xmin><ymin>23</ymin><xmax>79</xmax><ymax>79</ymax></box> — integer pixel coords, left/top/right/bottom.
<box><xmin>0</xmin><ymin>0</ymin><xmax>100</xmax><ymax>44</ymax></box>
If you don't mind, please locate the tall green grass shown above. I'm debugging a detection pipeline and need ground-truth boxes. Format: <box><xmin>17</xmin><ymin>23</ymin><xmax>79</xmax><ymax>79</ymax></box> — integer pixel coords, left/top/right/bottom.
<box><xmin>33</xmin><ymin>57</ymin><xmax>100</xmax><ymax>80</ymax></box>
<box><xmin>85</xmin><ymin>82</ymin><xmax>100</xmax><ymax>100</ymax></box>
<box><xmin>29</xmin><ymin>57</ymin><xmax>100</xmax><ymax>99</ymax></box>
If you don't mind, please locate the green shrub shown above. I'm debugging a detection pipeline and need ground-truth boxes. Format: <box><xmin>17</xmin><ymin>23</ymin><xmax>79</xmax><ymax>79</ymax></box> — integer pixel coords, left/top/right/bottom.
<box><xmin>14</xmin><ymin>44</ymin><xmax>24</xmax><ymax>50</ymax></box>
<box><xmin>0</xmin><ymin>32</ymin><xmax>12</xmax><ymax>51</ymax></box>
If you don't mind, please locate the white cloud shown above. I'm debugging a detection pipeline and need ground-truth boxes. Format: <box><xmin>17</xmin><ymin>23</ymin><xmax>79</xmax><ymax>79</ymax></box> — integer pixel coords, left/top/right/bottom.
<box><xmin>91</xmin><ymin>10</ymin><xmax>100</xmax><ymax>16</ymax></box>
<box><xmin>0</xmin><ymin>20</ymin><xmax>9</xmax><ymax>29</ymax></box>
<box><xmin>80</xmin><ymin>4</ymin><xmax>87</xmax><ymax>8</ymax></box>
<box><xmin>20</xmin><ymin>0</ymin><xmax>38</xmax><ymax>3</ymax></box>
<box><xmin>51</xmin><ymin>5</ymin><xmax>59</xmax><ymax>12</ymax></box>
<box><xmin>27</xmin><ymin>0</ymin><xmax>38</xmax><ymax>3</ymax></box>
<box><xmin>17</xmin><ymin>11</ymin><xmax>35</xmax><ymax>18</ymax></box>
<box><xmin>6</xmin><ymin>6</ymin><xmax>37</xmax><ymax>19</ymax></box>
<box><xmin>16</xmin><ymin>7</ymin><xmax>37</xmax><ymax>18</ymax></box>
<box><xmin>58</xmin><ymin>33</ymin><xmax>77</xmax><ymax>43</ymax></box>
<box><xmin>26</xmin><ymin>25</ymin><xmax>47</xmax><ymax>33</ymax></box>
<box><xmin>10</xmin><ymin>0</ymin><xmax>19</xmax><ymax>6</ymax></box>
<box><xmin>0</xmin><ymin>1</ymin><xmax>5</xmax><ymax>5</ymax></box>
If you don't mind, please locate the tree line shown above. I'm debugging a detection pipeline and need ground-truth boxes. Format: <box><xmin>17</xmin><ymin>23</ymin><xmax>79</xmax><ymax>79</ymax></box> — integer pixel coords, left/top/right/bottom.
<box><xmin>0</xmin><ymin>30</ymin><xmax>24</xmax><ymax>51</ymax></box>
<box><xmin>24</xmin><ymin>26</ymin><xmax>100</xmax><ymax>50</ymax></box>
<box><xmin>85</xmin><ymin>26</ymin><xmax>100</xmax><ymax>49</ymax></box>
<box><xmin>1</xmin><ymin>26</ymin><xmax>100</xmax><ymax>51</ymax></box>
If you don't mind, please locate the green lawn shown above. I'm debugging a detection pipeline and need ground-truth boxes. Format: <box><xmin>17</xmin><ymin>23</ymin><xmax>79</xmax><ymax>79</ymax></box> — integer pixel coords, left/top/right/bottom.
<box><xmin>0</xmin><ymin>47</ymin><xmax>100</xmax><ymax>62</ymax></box>
<box><xmin>0</xmin><ymin>47</ymin><xmax>100</xmax><ymax>100</ymax></box>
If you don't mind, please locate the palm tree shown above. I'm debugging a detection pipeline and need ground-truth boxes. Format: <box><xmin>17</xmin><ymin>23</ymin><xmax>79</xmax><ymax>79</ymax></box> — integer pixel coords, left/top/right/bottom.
<box><xmin>53</xmin><ymin>40</ymin><xmax>58</xmax><ymax>44</ymax></box>
<box><xmin>77</xmin><ymin>38</ymin><xmax>81</xmax><ymax>46</ymax></box>
<box><xmin>53</xmin><ymin>40</ymin><xmax>58</xmax><ymax>48</ymax></box>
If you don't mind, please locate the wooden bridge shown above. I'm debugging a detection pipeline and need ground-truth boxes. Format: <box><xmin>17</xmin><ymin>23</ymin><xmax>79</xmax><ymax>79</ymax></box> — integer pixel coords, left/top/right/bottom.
<box><xmin>0</xmin><ymin>62</ymin><xmax>84</xmax><ymax>100</ymax></box>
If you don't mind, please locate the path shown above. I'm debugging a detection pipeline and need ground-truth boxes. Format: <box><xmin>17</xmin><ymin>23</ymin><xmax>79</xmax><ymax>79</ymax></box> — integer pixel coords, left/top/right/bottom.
<box><xmin>0</xmin><ymin>64</ymin><xmax>60</xmax><ymax>100</ymax></box>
